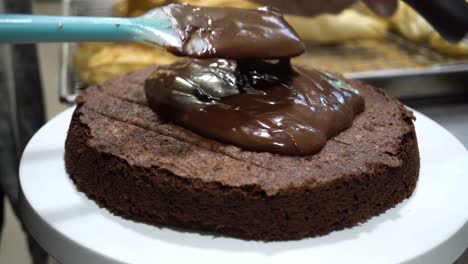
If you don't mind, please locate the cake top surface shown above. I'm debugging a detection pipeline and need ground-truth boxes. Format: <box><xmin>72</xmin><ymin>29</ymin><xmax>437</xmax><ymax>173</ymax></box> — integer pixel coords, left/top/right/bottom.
<box><xmin>76</xmin><ymin>67</ymin><xmax>415</xmax><ymax>195</ymax></box>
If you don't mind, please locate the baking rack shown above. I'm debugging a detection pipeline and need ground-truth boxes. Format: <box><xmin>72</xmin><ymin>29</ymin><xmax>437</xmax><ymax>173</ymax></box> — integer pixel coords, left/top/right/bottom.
<box><xmin>59</xmin><ymin>0</ymin><xmax>468</xmax><ymax>104</ymax></box>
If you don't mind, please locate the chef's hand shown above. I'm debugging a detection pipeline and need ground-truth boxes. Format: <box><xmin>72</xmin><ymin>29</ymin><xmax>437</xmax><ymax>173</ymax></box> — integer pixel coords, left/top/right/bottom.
<box><xmin>254</xmin><ymin>0</ymin><xmax>398</xmax><ymax>17</ymax></box>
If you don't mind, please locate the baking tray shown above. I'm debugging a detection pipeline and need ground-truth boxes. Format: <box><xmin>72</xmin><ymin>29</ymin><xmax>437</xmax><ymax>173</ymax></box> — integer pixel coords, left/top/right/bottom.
<box><xmin>59</xmin><ymin>0</ymin><xmax>468</xmax><ymax>105</ymax></box>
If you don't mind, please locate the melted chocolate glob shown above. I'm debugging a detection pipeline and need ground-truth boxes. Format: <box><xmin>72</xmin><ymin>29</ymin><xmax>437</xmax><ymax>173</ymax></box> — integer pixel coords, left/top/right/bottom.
<box><xmin>145</xmin><ymin>59</ymin><xmax>364</xmax><ymax>155</ymax></box>
<box><xmin>160</xmin><ymin>4</ymin><xmax>305</xmax><ymax>59</ymax></box>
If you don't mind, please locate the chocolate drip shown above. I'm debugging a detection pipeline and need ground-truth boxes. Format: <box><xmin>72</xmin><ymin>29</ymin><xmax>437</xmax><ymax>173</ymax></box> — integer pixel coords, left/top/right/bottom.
<box><xmin>159</xmin><ymin>4</ymin><xmax>305</xmax><ymax>59</ymax></box>
<box><xmin>145</xmin><ymin>59</ymin><xmax>364</xmax><ymax>155</ymax></box>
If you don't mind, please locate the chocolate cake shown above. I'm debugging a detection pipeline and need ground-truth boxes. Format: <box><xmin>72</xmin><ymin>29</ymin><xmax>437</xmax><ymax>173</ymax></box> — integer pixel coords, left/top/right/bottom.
<box><xmin>65</xmin><ymin>65</ymin><xmax>419</xmax><ymax>241</ymax></box>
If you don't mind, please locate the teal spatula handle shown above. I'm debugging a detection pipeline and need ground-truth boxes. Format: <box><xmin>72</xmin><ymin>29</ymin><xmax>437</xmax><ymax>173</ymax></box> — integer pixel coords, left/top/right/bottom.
<box><xmin>0</xmin><ymin>14</ymin><xmax>176</xmax><ymax>46</ymax></box>
<box><xmin>0</xmin><ymin>15</ymin><xmax>136</xmax><ymax>43</ymax></box>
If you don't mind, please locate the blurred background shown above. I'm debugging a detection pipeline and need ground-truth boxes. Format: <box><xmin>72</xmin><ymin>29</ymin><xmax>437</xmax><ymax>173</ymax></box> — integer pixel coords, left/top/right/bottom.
<box><xmin>0</xmin><ymin>0</ymin><xmax>467</xmax><ymax>263</ymax></box>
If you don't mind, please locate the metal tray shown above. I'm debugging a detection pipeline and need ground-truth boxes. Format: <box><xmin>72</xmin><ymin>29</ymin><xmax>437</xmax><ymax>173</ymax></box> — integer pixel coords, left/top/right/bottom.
<box><xmin>59</xmin><ymin>0</ymin><xmax>468</xmax><ymax>105</ymax></box>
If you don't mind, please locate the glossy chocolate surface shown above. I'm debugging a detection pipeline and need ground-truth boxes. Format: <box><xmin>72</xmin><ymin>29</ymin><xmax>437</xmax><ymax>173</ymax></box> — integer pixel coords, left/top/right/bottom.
<box><xmin>145</xmin><ymin>59</ymin><xmax>364</xmax><ymax>155</ymax></box>
<box><xmin>159</xmin><ymin>4</ymin><xmax>305</xmax><ymax>59</ymax></box>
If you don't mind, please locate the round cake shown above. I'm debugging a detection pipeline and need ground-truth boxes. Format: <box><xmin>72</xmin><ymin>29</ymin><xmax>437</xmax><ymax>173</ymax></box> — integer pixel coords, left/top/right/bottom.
<box><xmin>65</xmin><ymin>66</ymin><xmax>419</xmax><ymax>241</ymax></box>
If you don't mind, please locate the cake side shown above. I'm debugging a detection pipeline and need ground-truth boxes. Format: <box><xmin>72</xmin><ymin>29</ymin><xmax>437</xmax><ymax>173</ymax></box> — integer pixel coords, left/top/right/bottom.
<box><xmin>65</xmin><ymin>105</ymin><xmax>418</xmax><ymax>241</ymax></box>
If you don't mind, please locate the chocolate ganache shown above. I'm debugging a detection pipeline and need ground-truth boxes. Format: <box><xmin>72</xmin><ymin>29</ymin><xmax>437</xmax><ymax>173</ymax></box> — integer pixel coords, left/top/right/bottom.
<box><xmin>157</xmin><ymin>4</ymin><xmax>304</xmax><ymax>59</ymax></box>
<box><xmin>145</xmin><ymin>59</ymin><xmax>364</xmax><ymax>155</ymax></box>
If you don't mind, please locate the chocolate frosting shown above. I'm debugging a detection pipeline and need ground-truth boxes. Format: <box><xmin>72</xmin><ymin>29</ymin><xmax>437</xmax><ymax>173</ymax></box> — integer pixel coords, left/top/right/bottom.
<box><xmin>145</xmin><ymin>59</ymin><xmax>364</xmax><ymax>155</ymax></box>
<box><xmin>159</xmin><ymin>4</ymin><xmax>305</xmax><ymax>59</ymax></box>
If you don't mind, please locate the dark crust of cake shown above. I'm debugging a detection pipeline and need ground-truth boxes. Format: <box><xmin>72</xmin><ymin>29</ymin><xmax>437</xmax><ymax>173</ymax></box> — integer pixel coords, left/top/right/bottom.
<box><xmin>65</xmin><ymin>67</ymin><xmax>420</xmax><ymax>241</ymax></box>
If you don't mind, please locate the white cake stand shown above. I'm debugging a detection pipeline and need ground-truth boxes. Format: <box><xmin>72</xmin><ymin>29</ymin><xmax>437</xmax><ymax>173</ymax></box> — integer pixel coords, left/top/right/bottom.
<box><xmin>19</xmin><ymin>107</ymin><xmax>468</xmax><ymax>264</ymax></box>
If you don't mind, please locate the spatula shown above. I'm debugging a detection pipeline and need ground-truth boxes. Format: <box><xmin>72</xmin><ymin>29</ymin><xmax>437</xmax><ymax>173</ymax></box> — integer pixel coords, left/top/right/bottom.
<box><xmin>0</xmin><ymin>4</ymin><xmax>304</xmax><ymax>59</ymax></box>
